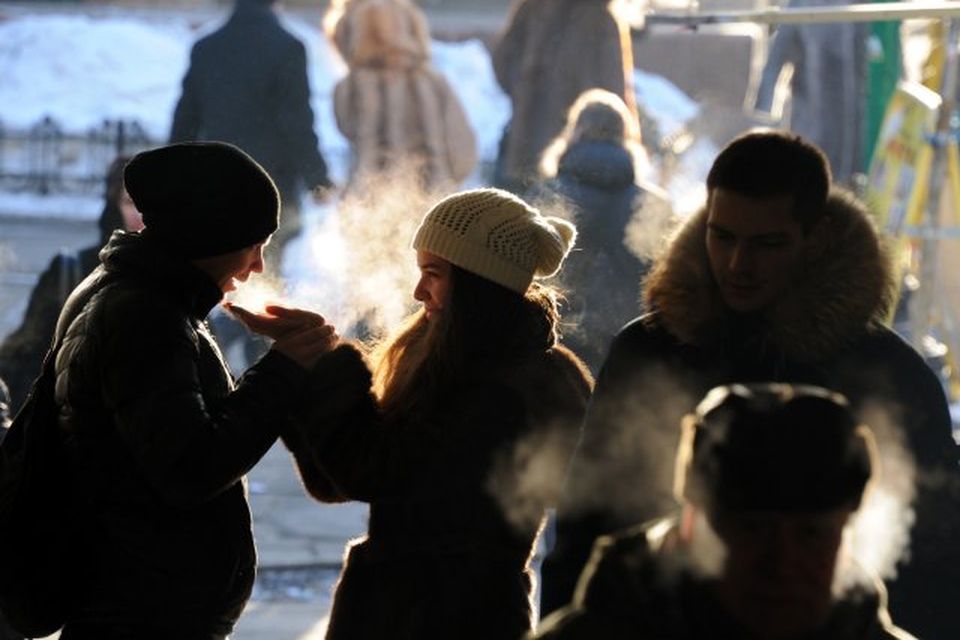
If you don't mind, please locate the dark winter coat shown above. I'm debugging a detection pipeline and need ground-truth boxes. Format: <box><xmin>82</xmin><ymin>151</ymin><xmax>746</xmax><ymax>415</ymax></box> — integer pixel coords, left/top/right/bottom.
<box><xmin>533</xmin><ymin>519</ymin><xmax>915</xmax><ymax>639</ymax></box>
<box><xmin>0</xmin><ymin>245</ymin><xmax>98</xmax><ymax>414</ymax></box>
<box><xmin>284</xmin><ymin>342</ymin><xmax>592</xmax><ymax>639</ymax></box>
<box><xmin>541</xmin><ymin>140</ymin><xmax>668</xmax><ymax>372</ymax></box>
<box><xmin>753</xmin><ymin>0</ymin><xmax>868</xmax><ymax>183</ymax></box>
<box><xmin>52</xmin><ymin>232</ymin><xmax>305</xmax><ymax>636</ymax></box>
<box><xmin>492</xmin><ymin>0</ymin><xmax>636</xmax><ymax>190</ymax></box>
<box><xmin>540</xmin><ymin>190</ymin><xmax>960</xmax><ymax>639</ymax></box>
<box><xmin>170</xmin><ymin>0</ymin><xmax>331</xmax><ymax>201</ymax></box>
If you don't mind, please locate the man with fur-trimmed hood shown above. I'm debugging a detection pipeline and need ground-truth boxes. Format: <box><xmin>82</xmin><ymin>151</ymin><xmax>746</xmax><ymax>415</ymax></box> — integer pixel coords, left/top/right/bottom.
<box><xmin>541</xmin><ymin>131</ymin><xmax>960</xmax><ymax>639</ymax></box>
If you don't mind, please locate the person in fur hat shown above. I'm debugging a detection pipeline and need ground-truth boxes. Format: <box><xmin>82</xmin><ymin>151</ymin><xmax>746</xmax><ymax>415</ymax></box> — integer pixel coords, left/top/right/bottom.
<box><xmin>47</xmin><ymin>142</ymin><xmax>336</xmax><ymax>638</ymax></box>
<box><xmin>331</xmin><ymin>0</ymin><xmax>476</xmax><ymax>192</ymax></box>
<box><xmin>492</xmin><ymin>0</ymin><xmax>638</xmax><ymax>192</ymax></box>
<box><xmin>540</xmin><ymin>130</ymin><xmax>960</xmax><ymax>638</ymax></box>
<box><xmin>534</xmin><ymin>88</ymin><xmax>672</xmax><ymax>373</ymax></box>
<box><xmin>533</xmin><ymin>383</ymin><xmax>915</xmax><ymax>640</ymax></box>
<box><xmin>323</xmin><ymin>0</ymin><xmax>429</xmax><ymax>65</ymax></box>
<box><xmin>282</xmin><ymin>188</ymin><xmax>592</xmax><ymax>639</ymax></box>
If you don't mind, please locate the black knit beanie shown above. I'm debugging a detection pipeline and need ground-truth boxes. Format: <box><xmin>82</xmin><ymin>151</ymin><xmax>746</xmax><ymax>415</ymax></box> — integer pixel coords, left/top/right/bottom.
<box><xmin>680</xmin><ymin>383</ymin><xmax>873</xmax><ymax>513</ymax></box>
<box><xmin>124</xmin><ymin>142</ymin><xmax>280</xmax><ymax>258</ymax></box>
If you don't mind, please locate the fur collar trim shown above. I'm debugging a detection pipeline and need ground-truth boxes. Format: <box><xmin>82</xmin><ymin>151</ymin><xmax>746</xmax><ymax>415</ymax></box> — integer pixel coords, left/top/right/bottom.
<box><xmin>642</xmin><ymin>189</ymin><xmax>897</xmax><ymax>362</ymax></box>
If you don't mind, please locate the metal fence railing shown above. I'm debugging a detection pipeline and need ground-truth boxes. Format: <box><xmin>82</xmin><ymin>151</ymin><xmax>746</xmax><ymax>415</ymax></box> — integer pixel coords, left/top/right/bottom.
<box><xmin>0</xmin><ymin>117</ymin><xmax>157</xmax><ymax>196</ymax></box>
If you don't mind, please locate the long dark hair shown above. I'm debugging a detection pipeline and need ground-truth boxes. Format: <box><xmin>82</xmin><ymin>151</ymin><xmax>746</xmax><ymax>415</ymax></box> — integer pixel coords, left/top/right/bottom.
<box><xmin>373</xmin><ymin>266</ymin><xmax>560</xmax><ymax>420</ymax></box>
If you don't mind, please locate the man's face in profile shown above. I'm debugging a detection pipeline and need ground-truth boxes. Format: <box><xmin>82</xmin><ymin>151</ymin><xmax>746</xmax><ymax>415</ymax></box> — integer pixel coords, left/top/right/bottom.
<box><xmin>709</xmin><ymin>508</ymin><xmax>850</xmax><ymax>639</ymax></box>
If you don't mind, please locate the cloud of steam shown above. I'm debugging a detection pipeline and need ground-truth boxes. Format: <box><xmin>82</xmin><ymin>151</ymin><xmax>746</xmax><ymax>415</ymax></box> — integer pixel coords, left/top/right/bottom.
<box><xmin>292</xmin><ymin>163</ymin><xmax>451</xmax><ymax>341</ymax></box>
<box><xmin>844</xmin><ymin>401</ymin><xmax>916</xmax><ymax>585</ymax></box>
<box><xmin>487</xmin><ymin>422</ymin><xmax>581</xmax><ymax>535</ymax></box>
<box><xmin>224</xmin><ymin>162</ymin><xmax>456</xmax><ymax>343</ymax></box>
<box><xmin>486</xmin><ymin>367</ymin><xmax>697</xmax><ymax>540</ymax></box>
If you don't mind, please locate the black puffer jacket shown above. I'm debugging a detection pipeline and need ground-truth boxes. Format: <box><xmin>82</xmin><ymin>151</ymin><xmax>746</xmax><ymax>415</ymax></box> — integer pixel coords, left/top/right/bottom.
<box><xmin>542</xmin><ymin>191</ymin><xmax>960</xmax><ymax>639</ymax></box>
<box><xmin>53</xmin><ymin>232</ymin><xmax>305</xmax><ymax>636</ymax></box>
<box><xmin>534</xmin><ymin>520</ymin><xmax>915</xmax><ymax>639</ymax></box>
<box><xmin>284</xmin><ymin>342</ymin><xmax>592</xmax><ymax>640</ymax></box>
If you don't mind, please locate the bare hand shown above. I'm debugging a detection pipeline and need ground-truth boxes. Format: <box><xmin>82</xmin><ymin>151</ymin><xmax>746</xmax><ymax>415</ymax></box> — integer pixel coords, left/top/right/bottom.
<box><xmin>226</xmin><ymin>302</ymin><xmax>339</xmax><ymax>368</ymax></box>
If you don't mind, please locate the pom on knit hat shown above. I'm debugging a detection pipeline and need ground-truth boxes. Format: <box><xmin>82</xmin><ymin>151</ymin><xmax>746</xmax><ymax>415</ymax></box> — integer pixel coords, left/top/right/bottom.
<box><xmin>124</xmin><ymin>142</ymin><xmax>280</xmax><ymax>258</ymax></box>
<box><xmin>412</xmin><ymin>188</ymin><xmax>576</xmax><ymax>293</ymax></box>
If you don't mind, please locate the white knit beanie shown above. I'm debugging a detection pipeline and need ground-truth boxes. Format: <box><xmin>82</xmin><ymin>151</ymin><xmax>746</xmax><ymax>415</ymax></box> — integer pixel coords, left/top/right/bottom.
<box><xmin>412</xmin><ymin>188</ymin><xmax>577</xmax><ymax>293</ymax></box>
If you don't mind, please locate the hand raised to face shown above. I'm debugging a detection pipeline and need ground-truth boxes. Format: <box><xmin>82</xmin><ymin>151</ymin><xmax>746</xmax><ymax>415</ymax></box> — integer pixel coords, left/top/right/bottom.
<box><xmin>225</xmin><ymin>302</ymin><xmax>339</xmax><ymax>369</ymax></box>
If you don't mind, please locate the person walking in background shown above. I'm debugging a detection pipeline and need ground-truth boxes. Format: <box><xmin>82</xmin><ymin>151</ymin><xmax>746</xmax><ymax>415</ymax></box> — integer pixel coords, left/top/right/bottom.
<box><xmin>492</xmin><ymin>0</ymin><xmax>637</xmax><ymax>192</ymax></box>
<box><xmin>52</xmin><ymin>142</ymin><xmax>336</xmax><ymax>637</ymax></box>
<box><xmin>331</xmin><ymin>0</ymin><xmax>477</xmax><ymax>192</ymax></box>
<box><xmin>324</xmin><ymin>0</ymin><xmax>429</xmax><ymax>66</ymax></box>
<box><xmin>533</xmin><ymin>384</ymin><xmax>915</xmax><ymax>639</ymax></box>
<box><xmin>170</xmin><ymin>0</ymin><xmax>334</xmax><ymax>267</ymax></box>
<box><xmin>540</xmin><ymin>130</ymin><xmax>960</xmax><ymax>638</ymax></box>
<box><xmin>535</xmin><ymin>88</ymin><xmax>672</xmax><ymax>372</ymax></box>
<box><xmin>282</xmin><ymin>189</ymin><xmax>592</xmax><ymax>639</ymax></box>
<box><xmin>0</xmin><ymin>156</ymin><xmax>142</xmax><ymax>414</ymax></box>
<box><xmin>752</xmin><ymin>0</ymin><xmax>869</xmax><ymax>184</ymax></box>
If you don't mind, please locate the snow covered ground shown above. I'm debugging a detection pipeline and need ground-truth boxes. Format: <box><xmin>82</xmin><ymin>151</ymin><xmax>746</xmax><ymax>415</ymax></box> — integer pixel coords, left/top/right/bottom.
<box><xmin>0</xmin><ymin>8</ymin><xmax>710</xmax><ymax>219</ymax></box>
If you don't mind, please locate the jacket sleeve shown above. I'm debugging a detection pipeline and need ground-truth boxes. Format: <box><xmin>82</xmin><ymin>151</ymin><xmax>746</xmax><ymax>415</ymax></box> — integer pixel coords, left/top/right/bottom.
<box><xmin>753</xmin><ymin>24</ymin><xmax>801</xmax><ymax>114</ymax></box>
<box><xmin>274</xmin><ymin>39</ymin><xmax>332</xmax><ymax>190</ymax></box>
<box><xmin>170</xmin><ymin>48</ymin><xmax>203</xmax><ymax>142</ymax></box>
<box><xmin>96</xmin><ymin>294</ymin><xmax>305</xmax><ymax>509</ymax></box>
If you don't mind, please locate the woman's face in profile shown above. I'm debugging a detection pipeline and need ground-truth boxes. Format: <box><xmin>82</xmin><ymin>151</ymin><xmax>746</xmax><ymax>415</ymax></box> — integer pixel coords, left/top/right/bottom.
<box><xmin>413</xmin><ymin>250</ymin><xmax>452</xmax><ymax>321</ymax></box>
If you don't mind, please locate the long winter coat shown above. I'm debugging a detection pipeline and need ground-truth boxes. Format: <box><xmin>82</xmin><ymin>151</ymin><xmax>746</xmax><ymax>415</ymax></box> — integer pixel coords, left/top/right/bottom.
<box><xmin>284</xmin><ymin>342</ymin><xmax>592</xmax><ymax>639</ymax></box>
<box><xmin>51</xmin><ymin>232</ymin><xmax>305</xmax><ymax>636</ymax></box>
<box><xmin>540</xmin><ymin>190</ymin><xmax>960</xmax><ymax>639</ymax></box>
<box><xmin>332</xmin><ymin>0</ymin><xmax>476</xmax><ymax>191</ymax></box>
<box><xmin>540</xmin><ymin>140</ymin><xmax>669</xmax><ymax>372</ymax></box>
<box><xmin>534</xmin><ymin>520</ymin><xmax>915</xmax><ymax>639</ymax></box>
<box><xmin>493</xmin><ymin>0</ymin><xmax>636</xmax><ymax>190</ymax></box>
<box><xmin>170</xmin><ymin>0</ymin><xmax>331</xmax><ymax>201</ymax></box>
<box><xmin>753</xmin><ymin>0</ymin><xmax>868</xmax><ymax>184</ymax></box>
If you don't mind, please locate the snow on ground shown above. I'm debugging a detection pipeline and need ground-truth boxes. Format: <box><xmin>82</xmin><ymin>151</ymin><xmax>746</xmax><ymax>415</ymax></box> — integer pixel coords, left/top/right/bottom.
<box><xmin>0</xmin><ymin>10</ymin><xmax>708</xmax><ymax>218</ymax></box>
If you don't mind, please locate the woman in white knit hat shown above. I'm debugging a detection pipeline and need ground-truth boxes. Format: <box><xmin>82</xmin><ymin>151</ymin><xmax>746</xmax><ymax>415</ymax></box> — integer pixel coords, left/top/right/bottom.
<box><xmin>284</xmin><ymin>188</ymin><xmax>593</xmax><ymax>639</ymax></box>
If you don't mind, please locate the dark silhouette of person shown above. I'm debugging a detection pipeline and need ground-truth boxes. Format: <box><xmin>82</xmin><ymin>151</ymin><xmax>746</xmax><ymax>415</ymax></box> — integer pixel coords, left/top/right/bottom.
<box><xmin>170</xmin><ymin>0</ymin><xmax>334</xmax><ymax>266</ymax></box>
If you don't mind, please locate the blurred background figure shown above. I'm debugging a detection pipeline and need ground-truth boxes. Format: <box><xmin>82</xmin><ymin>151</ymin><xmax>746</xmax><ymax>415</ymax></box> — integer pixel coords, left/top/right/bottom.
<box><xmin>752</xmin><ymin>0</ymin><xmax>870</xmax><ymax>185</ymax></box>
<box><xmin>330</xmin><ymin>0</ymin><xmax>477</xmax><ymax>192</ymax></box>
<box><xmin>492</xmin><ymin>0</ymin><xmax>638</xmax><ymax>193</ymax></box>
<box><xmin>170</xmin><ymin>0</ymin><xmax>334</xmax><ymax>268</ymax></box>
<box><xmin>536</xmin><ymin>88</ymin><xmax>672</xmax><ymax>372</ymax></box>
<box><xmin>532</xmin><ymin>384</ymin><xmax>915</xmax><ymax>640</ymax></box>
<box><xmin>0</xmin><ymin>375</ymin><xmax>10</xmax><ymax>441</ymax></box>
<box><xmin>0</xmin><ymin>157</ymin><xmax>141</xmax><ymax>414</ymax></box>
<box><xmin>324</xmin><ymin>0</ymin><xmax>429</xmax><ymax>65</ymax></box>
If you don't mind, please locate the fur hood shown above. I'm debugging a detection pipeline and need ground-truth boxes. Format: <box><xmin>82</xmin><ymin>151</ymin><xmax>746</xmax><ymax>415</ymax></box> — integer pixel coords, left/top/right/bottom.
<box><xmin>343</xmin><ymin>0</ymin><xmax>430</xmax><ymax>69</ymax></box>
<box><xmin>642</xmin><ymin>189</ymin><xmax>898</xmax><ymax>363</ymax></box>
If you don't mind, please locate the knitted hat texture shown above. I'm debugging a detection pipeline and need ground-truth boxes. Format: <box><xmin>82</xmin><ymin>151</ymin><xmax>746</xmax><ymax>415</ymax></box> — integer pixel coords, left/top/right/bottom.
<box><xmin>124</xmin><ymin>141</ymin><xmax>280</xmax><ymax>259</ymax></box>
<box><xmin>412</xmin><ymin>188</ymin><xmax>576</xmax><ymax>293</ymax></box>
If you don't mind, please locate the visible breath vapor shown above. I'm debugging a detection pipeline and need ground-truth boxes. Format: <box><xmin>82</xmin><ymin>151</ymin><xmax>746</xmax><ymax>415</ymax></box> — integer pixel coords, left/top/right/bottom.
<box><xmin>845</xmin><ymin>401</ymin><xmax>916</xmax><ymax>585</ymax></box>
